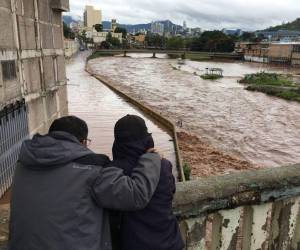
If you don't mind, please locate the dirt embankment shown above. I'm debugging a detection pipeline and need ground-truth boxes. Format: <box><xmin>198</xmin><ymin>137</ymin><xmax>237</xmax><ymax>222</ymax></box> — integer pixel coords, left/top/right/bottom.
<box><xmin>177</xmin><ymin>131</ymin><xmax>259</xmax><ymax>177</ymax></box>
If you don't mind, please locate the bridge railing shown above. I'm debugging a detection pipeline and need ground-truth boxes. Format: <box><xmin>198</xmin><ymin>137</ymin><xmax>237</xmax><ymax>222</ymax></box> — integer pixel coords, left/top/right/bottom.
<box><xmin>173</xmin><ymin>164</ymin><xmax>300</xmax><ymax>249</ymax></box>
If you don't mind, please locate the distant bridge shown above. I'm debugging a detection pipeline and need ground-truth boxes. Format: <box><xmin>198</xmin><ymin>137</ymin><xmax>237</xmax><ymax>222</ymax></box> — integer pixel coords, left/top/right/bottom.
<box><xmin>94</xmin><ymin>49</ymin><xmax>243</xmax><ymax>60</ymax></box>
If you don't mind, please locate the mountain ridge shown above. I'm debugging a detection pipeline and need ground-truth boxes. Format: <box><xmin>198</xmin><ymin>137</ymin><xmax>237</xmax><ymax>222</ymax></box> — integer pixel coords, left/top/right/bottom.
<box><xmin>263</xmin><ymin>18</ymin><xmax>300</xmax><ymax>31</ymax></box>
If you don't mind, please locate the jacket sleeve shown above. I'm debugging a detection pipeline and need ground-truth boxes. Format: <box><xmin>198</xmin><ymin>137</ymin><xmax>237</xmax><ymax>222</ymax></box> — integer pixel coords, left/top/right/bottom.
<box><xmin>91</xmin><ymin>153</ymin><xmax>161</xmax><ymax>211</ymax></box>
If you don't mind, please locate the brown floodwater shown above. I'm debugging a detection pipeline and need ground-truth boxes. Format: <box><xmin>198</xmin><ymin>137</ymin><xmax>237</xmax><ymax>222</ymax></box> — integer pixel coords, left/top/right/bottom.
<box><xmin>89</xmin><ymin>54</ymin><xmax>300</xmax><ymax>168</ymax></box>
<box><xmin>66</xmin><ymin>53</ymin><xmax>177</xmax><ymax>175</ymax></box>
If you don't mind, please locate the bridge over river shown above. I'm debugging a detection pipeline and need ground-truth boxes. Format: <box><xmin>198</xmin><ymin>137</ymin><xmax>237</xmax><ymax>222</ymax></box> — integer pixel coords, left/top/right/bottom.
<box><xmin>95</xmin><ymin>49</ymin><xmax>243</xmax><ymax>60</ymax></box>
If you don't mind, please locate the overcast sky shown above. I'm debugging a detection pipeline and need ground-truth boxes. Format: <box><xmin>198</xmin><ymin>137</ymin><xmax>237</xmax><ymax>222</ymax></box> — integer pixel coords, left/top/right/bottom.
<box><xmin>68</xmin><ymin>0</ymin><xmax>300</xmax><ymax>31</ymax></box>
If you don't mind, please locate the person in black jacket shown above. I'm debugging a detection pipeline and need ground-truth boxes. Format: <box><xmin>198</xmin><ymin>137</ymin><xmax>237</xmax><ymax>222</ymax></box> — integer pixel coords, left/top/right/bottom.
<box><xmin>9</xmin><ymin>116</ymin><xmax>161</xmax><ymax>250</ymax></box>
<box><xmin>109</xmin><ymin>115</ymin><xmax>184</xmax><ymax>250</ymax></box>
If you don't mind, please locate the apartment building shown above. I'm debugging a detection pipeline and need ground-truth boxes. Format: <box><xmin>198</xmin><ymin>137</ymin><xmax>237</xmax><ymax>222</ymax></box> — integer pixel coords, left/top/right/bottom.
<box><xmin>84</xmin><ymin>5</ymin><xmax>102</xmax><ymax>28</ymax></box>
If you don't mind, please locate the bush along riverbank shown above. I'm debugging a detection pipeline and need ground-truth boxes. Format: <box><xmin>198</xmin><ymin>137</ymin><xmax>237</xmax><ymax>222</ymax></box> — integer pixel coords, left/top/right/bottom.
<box><xmin>86</xmin><ymin>51</ymin><xmax>115</xmax><ymax>61</ymax></box>
<box><xmin>239</xmin><ymin>72</ymin><xmax>300</xmax><ymax>102</ymax></box>
<box><xmin>201</xmin><ymin>74</ymin><xmax>223</xmax><ymax>80</ymax></box>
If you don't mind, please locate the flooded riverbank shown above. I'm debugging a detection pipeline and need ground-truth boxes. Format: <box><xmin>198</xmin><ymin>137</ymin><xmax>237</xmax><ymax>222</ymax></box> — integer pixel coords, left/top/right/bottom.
<box><xmin>67</xmin><ymin>53</ymin><xmax>177</xmax><ymax>175</ymax></box>
<box><xmin>88</xmin><ymin>55</ymin><xmax>300</xmax><ymax>172</ymax></box>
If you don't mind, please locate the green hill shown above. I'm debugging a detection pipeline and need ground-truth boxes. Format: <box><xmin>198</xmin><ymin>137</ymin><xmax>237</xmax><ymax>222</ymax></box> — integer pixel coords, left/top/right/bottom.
<box><xmin>265</xmin><ymin>18</ymin><xmax>300</xmax><ymax>31</ymax></box>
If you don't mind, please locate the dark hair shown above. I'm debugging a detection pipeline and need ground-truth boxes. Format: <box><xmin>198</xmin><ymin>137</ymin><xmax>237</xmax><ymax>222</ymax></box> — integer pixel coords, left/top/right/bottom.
<box><xmin>49</xmin><ymin>116</ymin><xmax>88</xmax><ymax>142</ymax></box>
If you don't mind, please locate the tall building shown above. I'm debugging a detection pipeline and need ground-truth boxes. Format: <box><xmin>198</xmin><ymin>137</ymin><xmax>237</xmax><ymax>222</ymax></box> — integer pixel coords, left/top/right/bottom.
<box><xmin>84</xmin><ymin>5</ymin><xmax>102</xmax><ymax>28</ymax></box>
<box><xmin>183</xmin><ymin>21</ymin><xmax>187</xmax><ymax>30</ymax></box>
<box><xmin>151</xmin><ymin>22</ymin><xmax>164</xmax><ymax>36</ymax></box>
<box><xmin>111</xmin><ymin>19</ymin><xmax>117</xmax><ymax>32</ymax></box>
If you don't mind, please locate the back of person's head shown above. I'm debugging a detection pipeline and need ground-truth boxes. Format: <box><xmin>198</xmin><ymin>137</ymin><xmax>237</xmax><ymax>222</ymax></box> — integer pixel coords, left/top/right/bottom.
<box><xmin>114</xmin><ymin>114</ymin><xmax>151</xmax><ymax>142</ymax></box>
<box><xmin>49</xmin><ymin>116</ymin><xmax>88</xmax><ymax>143</ymax></box>
<box><xmin>113</xmin><ymin>115</ymin><xmax>154</xmax><ymax>161</ymax></box>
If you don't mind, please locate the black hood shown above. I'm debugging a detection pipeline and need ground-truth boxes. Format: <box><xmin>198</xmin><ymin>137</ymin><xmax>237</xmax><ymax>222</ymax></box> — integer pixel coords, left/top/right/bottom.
<box><xmin>19</xmin><ymin>131</ymin><xmax>93</xmax><ymax>170</ymax></box>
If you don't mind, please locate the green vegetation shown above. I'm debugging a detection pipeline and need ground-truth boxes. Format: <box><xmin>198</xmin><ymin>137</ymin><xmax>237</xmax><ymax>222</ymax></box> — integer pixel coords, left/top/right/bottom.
<box><xmin>86</xmin><ymin>51</ymin><xmax>115</xmax><ymax>61</ymax></box>
<box><xmin>265</xmin><ymin>18</ymin><xmax>300</xmax><ymax>31</ymax></box>
<box><xmin>166</xmin><ymin>37</ymin><xmax>185</xmax><ymax>50</ymax></box>
<box><xmin>145</xmin><ymin>33</ymin><xmax>168</xmax><ymax>48</ymax></box>
<box><xmin>114</xmin><ymin>27</ymin><xmax>127</xmax><ymax>38</ymax></box>
<box><xmin>189</xmin><ymin>31</ymin><xmax>235</xmax><ymax>52</ymax></box>
<box><xmin>240</xmin><ymin>72</ymin><xmax>300</xmax><ymax>102</ymax></box>
<box><xmin>145</xmin><ymin>30</ymin><xmax>235</xmax><ymax>52</ymax></box>
<box><xmin>94</xmin><ymin>24</ymin><xmax>103</xmax><ymax>32</ymax></box>
<box><xmin>106</xmin><ymin>32</ymin><xmax>122</xmax><ymax>48</ymax></box>
<box><xmin>201</xmin><ymin>74</ymin><xmax>223</xmax><ymax>80</ymax></box>
<box><xmin>63</xmin><ymin>22</ymin><xmax>75</xmax><ymax>39</ymax></box>
<box><xmin>183</xmin><ymin>163</ymin><xmax>192</xmax><ymax>181</ymax></box>
<box><xmin>185</xmin><ymin>53</ymin><xmax>210</xmax><ymax>61</ymax></box>
<box><xmin>239</xmin><ymin>72</ymin><xmax>296</xmax><ymax>87</ymax></box>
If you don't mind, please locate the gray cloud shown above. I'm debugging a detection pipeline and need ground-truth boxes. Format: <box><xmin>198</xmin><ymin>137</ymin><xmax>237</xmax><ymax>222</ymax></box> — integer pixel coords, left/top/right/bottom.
<box><xmin>68</xmin><ymin>0</ymin><xmax>300</xmax><ymax>31</ymax></box>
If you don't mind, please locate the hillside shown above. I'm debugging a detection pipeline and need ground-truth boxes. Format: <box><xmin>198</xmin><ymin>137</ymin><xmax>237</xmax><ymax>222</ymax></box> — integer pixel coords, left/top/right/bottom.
<box><xmin>63</xmin><ymin>15</ymin><xmax>79</xmax><ymax>26</ymax></box>
<box><xmin>265</xmin><ymin>18</ymin><xmax>300</xmax><ymax>31</ymax></box>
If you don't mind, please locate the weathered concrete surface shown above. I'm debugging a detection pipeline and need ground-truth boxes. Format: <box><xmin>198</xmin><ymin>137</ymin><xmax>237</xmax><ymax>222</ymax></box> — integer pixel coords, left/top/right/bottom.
<box><xmin>0</xmin><ymin>0</ymin><xmax>69</xmax><ymax>134</ymax></box>
<box><xmin>173</xmin><ymin>164</ymin><xmax>300</xmax><ymax>217</ymax></box>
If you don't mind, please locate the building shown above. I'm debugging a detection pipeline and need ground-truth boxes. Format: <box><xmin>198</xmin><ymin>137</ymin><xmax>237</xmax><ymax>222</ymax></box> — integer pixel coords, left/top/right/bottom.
<box><xmin>222</xmin><ymin>29</ymin><xmax>243</xmax><ymax>36</ymax></box>
<box><xmin>0</xmin><ymin>0</ymin><xmax>69</xmax><ymax>197</ymax></box>
<box><xmin>235</xmin><ymin>41</ymin><xmax>300</xmax><ymax>66</ymax></box>
<box><xmin>129</xmin><ymin>34</ymin><xmax>146</xmax><ymax>48</ymax></box>
<box><xmin>235</xmin><ymin>42</ymin><xmax>270</xmax><ymax>63</ymax></box>
<box><xmin>268</xmin><ymin>43</ymin><xmax>300</xmax><ymax>66</ymax></box>
<box><xmin>111</xmin><ymin>19</ymin><xmax>117</xmax><ymax>32</ymax></box>
<box><xmin>84</xmin><ymin>5</ymin><xmax>102</xmax><ymax>28</ymax></box>
<box><xmin>151</xmin><ymin>22</ymin><xmax>164</xmax><ymax>36</ymax></box>
<box><xmin>256</xmin><ymin>30</ymin><xmax>300</xmax><ymax>42</ymax></box>
<box><xmin>183</xmin><ymin>21</ymin><xmax>187</xmax><ymax>30</ymax></box>
<box><xmin>90</xmin><ymin>29</ymin><xmax>123</xmax><ymax>45</ymax></box>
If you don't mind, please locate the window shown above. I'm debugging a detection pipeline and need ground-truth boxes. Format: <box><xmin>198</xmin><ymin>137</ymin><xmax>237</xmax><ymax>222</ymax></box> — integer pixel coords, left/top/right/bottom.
<box><xmin>1</xmin><ymin>61</ymin><xmax>17</xmax><ymax>81</ymax></box>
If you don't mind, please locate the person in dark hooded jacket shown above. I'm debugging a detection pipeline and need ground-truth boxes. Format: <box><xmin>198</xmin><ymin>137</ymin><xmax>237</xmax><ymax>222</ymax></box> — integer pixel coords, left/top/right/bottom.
<box><xmin>109</xmin><ymin>115</ymin><xmax>184</xmax><ymax>250</ymax></box>
<box><xmin>9</xmin><ymin>116</ymin><xmax>161</xmax><ymax>250</ymax></box>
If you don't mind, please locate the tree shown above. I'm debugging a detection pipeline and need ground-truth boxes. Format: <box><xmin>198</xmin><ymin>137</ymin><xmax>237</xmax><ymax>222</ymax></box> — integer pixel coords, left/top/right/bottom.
<box><xmin>106</xmin><ymin>32</ymin><xmax>121</xmax><ymax>48</ymax></box>
<box><xmin>145</xmin><ymin>33</ymin><xmax>166</xmax><ymax>48</ymax></box>
<box><xmin>94</xmin><ymin>24</ymin><xmax>103</xmax><ymax>32</ymax></box>
<box><xmin>241</xmin><ymin>32</ymin><xmax>256</xmax><ymax>41</ymax></box>
<box><xmin>63</xmin><ymin>22</ymin><xmax>75</xmax><ymax>39</ymax></box>
<box><xmin>189</xmin><ymin>31</ymin><xmax>235</xmax><ymax>52</ymax></box>
<box><xmin>114</xmin><ymin>27</ymin><xmax>127</xmax><ymax>38</ymax></box>
<box><xmin>100</xmin><ymin>41</ymin><xmax>110</xmax><ymax>49</ymax></box>
<box><xmin>166</xmin><ymin>37</ymin><xmax>184</xmax><ymax>50</ymax></box>
<box><xmin>110</xmin><ymin>38</ymin><xmax>121</xmax><ymax>48</ymax></box>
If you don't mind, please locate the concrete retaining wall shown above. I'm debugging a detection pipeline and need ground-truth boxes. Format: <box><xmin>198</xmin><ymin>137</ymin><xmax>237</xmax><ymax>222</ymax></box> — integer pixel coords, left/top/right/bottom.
<box><xmin>64</xmin><ymin>39</ymin><xmax>80</xmax><ymax>59</ymax></box>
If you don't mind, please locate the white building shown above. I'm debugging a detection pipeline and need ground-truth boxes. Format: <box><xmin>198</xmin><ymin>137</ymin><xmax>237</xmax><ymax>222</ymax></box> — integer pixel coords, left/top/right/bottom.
<box><xmin>87</xmin><ymin>28</ymin><xmax>122</xmax><ymax>44</ymax></box>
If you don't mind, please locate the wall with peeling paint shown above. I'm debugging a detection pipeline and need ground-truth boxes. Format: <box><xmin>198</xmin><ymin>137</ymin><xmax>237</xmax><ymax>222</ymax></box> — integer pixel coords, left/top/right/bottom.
<box><xmin>173</xmin><ymin>164</ymin><xmax>300</xmax><ymax>249</ymax></box>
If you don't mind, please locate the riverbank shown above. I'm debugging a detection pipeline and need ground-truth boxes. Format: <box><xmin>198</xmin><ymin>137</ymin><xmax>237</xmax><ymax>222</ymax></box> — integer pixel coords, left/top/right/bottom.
<box><xmin>177</xmin><ymin>131</ymin><xmax>259</xmax><ymax>177</ymax></box>
<box><xmin>239</xmin><ymin>72</ymin><xmax>300</xmax><ymax>102</ymax></box>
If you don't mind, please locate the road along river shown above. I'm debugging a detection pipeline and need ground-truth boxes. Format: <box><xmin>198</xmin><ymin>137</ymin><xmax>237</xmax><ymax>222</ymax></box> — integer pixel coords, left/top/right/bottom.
<box><xmin>66</xmin><ymin>53</ymin><xmax>178</xmax><ymax>177</ymax></box>
<box><xmin>88</xmin><ymin>54</ymin><xmax>300</xmax><ymax>177</ymax></box>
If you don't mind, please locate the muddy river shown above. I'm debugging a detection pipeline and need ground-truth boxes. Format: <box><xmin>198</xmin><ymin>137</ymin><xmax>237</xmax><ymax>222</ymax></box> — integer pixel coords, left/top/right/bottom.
<box><xmin>66</xmin><ymin>53</ymin><xmax>177</xmax><ymax>174</ymax></box>
<box><xmin>89</xmin><ymin>54</ymin><xmax>300</xmax><ymax>168</ymax></box>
